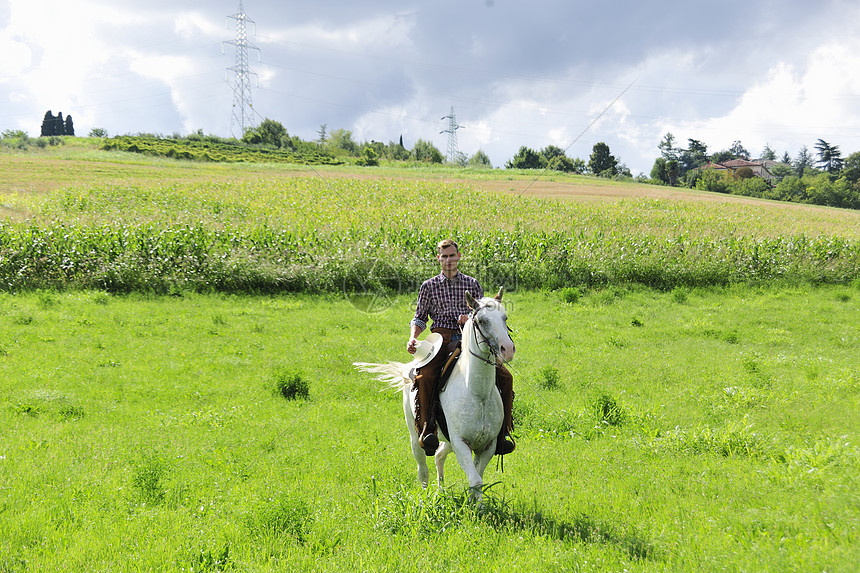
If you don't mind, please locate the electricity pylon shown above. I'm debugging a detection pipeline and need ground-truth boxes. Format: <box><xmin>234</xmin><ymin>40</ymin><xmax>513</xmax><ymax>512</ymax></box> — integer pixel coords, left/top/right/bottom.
<box><xmin>223</xmin><ymin>1</ymin><xmax>260</xmax><ymax>138</ymax></box>
<box><xmin>440</xmin><ymin>106</ymin><xmax>463</xmax><ymax>164</ymax></box>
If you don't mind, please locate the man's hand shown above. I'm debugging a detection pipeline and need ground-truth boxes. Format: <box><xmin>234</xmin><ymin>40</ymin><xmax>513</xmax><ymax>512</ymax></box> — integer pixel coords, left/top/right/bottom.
<box><xmin>407</xmin><ymin>337</ymin><xmax>418</xmax><ymax>354</ymax></box>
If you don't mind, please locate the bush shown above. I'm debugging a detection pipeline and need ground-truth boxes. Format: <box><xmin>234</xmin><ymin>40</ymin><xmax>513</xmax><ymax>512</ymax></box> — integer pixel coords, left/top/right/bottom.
<box><xmin>537</xmin><ymin>365</ymin><xmax>561</xmax><ymax>390</ymax></box>
<box><xmin>694</xmin><ymin>170</ymin><xmax>733</xmax><ymax>194</ymax></box>
<box><xmin>272</xmin><ymin>366</ymin><xmax>310</xmax><ymax>400</ymax></box>
<box><xmin>593</xmin><ymin>393</ymin><xmax>625</xmax><ymax>426</ymax></box>
<box><xmin>559</xmin><ymin>286</ymin><xmax>581</xmax><ymax>303</ymax></box>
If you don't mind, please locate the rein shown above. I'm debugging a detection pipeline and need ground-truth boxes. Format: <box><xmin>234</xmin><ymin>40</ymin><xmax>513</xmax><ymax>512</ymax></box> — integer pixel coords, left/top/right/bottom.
<box><xmin>467</xmin><ymin>306</ymin><xmax>501</xmax><ymax>366</ymax></box>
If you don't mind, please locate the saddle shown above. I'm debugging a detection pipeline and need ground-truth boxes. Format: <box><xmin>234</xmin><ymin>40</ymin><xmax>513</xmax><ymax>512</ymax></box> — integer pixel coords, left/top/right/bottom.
<box><xmin>431</xmin><ymin>342</ymin><xmax>462</xmax><ymax>441</ymax></box>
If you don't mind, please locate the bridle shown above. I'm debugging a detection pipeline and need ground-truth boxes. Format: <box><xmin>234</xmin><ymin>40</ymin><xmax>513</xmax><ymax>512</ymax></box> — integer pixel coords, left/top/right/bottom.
<box><xmin>467</xmin><ymin>304</ymin><xmax>513</xmax><ymax>366</ymax></box>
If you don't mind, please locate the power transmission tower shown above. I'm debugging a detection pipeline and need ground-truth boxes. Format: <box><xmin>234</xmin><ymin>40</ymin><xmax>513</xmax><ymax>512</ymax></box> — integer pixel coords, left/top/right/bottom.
<box><xmin>440</xmin><ymin>106</ymin><xmax>463</xmax><ymax>164</ymax></box>
<box><xmin>223</xmin><ymin>1</ymin><xmax>260</xmax><ymax>138</ymax></box>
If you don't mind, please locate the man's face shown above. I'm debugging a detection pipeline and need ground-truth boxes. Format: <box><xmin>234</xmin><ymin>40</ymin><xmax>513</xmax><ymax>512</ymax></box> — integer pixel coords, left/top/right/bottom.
<box><xmin>437</xmin><ymin>245</ymin><xmax>461</xmax><ymax>272</ymax></box>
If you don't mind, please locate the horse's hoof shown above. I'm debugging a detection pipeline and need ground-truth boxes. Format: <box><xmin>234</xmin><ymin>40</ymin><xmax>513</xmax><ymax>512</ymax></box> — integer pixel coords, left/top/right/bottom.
<box><xmin>420</xmin><ymin>434</ymin><xmax>439</xmax><ymax>456</ymax></box>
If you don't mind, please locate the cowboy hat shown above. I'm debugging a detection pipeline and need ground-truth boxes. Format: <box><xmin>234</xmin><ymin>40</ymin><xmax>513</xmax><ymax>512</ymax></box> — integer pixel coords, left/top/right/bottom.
<box><xmin>401</xmin><ymin>332</ymin><xmax>444</xmax><ymax>380</ymax></box>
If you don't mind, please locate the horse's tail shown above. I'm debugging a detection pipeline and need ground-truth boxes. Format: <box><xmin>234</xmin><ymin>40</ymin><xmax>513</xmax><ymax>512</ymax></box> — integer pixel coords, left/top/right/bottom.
<box><xmin>353</xmin><ymin>362</ymin><xmax>411</xmax><ymax>391</ymax></box>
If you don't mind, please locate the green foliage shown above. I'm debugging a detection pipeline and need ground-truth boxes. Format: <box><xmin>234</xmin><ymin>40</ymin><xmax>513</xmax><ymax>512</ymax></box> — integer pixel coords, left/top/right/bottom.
<box><xmin>537</xmin><ymin>365</ymin><xmax>562</xmax><ymax>390</ymax></box>
<box><xmin>411</xmin><ymin>138</ymin><xmax>443</xmax><ymax>163</ymax></box>
<box><xmin>1</xmin><ymin>129</ymin><xmax>28</xmax><ymax>140</ymax></box>
<box><xmin>506</xmin><ymin>146</ymin><xmax>545</xmax><ymax>169</ymax></box>
<box><xmin>468</xmin><ymin>149</ymin><xmax>493</xmax><ymax>168</ymax></box>
<box><xmin>326</xmin><ymin>128</ymin><xmax>358</xmax><ymax>155</ymax></box>
<box><xmin>650</xmin><ymin>157</ymin><xmax>668</xmax><ymax>184</ymax></box>
<box><xmin>355</xmin><ymin>146</ymin><xmax>379</xmax><ymax>167</ymax></box>
<box><xmin>588</xmin><ymin>142</ymin><xmax>618</xmax><ymax>176</ymax></box>
<box><xmin>242</xmin><ymin>118</ymin><xmax>288</xmax><ymax>148</ymax></box>
<box><xmin>842</xmin><ymin>151</ymin><xmax>860</xmax><ymax>184</ymax></box>
<box><xmin>131</xmin><ymin>452</ymin><xmax>169</xmax><ymax>506</ymax></box>
<box><xmin>694</xmin><ymin>169</ymin><xmax>733</xmax><ymax>194</ymax></box>
<box><xmin>769</xmin><ymin>173</ymin><xmax>860</xmax><ymax>209</ymax></box>
<box><xmin>559</xmin><ymin>286</ymin><xmax>581</xmax><ymax>303</ymax></box>
<box><xmin>1</xmin><ymin>174</ymin><xmax>858</xmax><ymax>294</ymax></box>
<box><xmin>246</xmin><ymin>496</ymin><xmax>312</xmax><ymax>542</ymax></box>
<box><xmin>272</xmin><ymin>366</ymin><xmax>310</xmax><ymax>400</ymax></box>
<box><xmin>101</xmin><ymin>135</ymin><xmax>343</xmax><ymax>166</ymax></box>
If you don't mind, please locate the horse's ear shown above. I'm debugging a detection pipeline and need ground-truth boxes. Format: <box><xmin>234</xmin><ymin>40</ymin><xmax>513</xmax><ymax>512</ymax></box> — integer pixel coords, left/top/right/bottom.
<box><xmin>494</xmin><ymin>286</ymin><xmax>504</xmax><ymax>301</ymax></box>
<box><xmin>465</xmin><ymin>291</ymin><xmax>478</xmax><ymax>309</ymax></box>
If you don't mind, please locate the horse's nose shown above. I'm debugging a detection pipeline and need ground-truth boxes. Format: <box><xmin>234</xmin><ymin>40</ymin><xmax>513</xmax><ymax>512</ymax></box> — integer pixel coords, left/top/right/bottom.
<box><xmin>500</xmin><ymin>342</ymin><xmax>515</xmax><ymax>362</ymax></box>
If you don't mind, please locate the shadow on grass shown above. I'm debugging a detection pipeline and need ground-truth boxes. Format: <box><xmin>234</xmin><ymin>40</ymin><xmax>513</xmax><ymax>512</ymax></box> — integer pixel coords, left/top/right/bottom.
<box><xmin>373</xmin><ymin>482</ymin><xmax>655</xmax><ymax>562</ymax></box>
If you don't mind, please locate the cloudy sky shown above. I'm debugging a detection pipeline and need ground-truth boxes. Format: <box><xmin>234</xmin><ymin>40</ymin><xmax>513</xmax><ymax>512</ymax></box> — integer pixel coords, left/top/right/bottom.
<box><xmin>2</xmin><ymin>0</ymin><xmax>860</xmax><ymax>174</ymax></box>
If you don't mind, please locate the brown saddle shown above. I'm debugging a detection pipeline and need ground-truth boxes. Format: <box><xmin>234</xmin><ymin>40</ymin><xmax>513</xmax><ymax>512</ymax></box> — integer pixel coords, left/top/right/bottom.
<box><xmin>431</xmin><ymin>342</ymin><xmax>462</xmax><ymax>441</ymax></box>
<box><xmin>437</xmin><ymin>343</ymin><xmax>462</xmax><ymax>391</ymax></box>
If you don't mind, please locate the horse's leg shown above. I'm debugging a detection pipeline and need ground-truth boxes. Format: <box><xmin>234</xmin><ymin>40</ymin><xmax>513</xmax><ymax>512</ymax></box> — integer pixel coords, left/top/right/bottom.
<box><xmin>449</xmin><ymin>438</ymin><xmax>484</xmax><ymax>503</ymax></box>
<box><xmin>434</xmin><ymin>440</ymin><xmax>452</xmax><ymax>487</ymax></box>
<box><xmin>404</xmin><ymin>387</ymin><xmax>429</xmax><ymax>487</ymax></box>
<box><xmin>473</xmin><ymin>445</ymin><xmax>495</xmax><ymax>487</ymax></box>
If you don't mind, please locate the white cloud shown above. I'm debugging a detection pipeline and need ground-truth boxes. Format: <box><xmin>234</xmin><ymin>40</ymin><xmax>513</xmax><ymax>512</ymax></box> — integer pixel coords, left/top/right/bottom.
<box><xmin>660</xmin><ymin>39</ymin><xmax>860</xmax><ymax>159</ymax></box>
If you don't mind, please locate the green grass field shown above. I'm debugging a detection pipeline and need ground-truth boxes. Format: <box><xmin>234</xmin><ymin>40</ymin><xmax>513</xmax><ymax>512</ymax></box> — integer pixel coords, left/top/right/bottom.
<box><xmin>1</xmin><ymin>144</ymin><xmax>859</xmax><ymax>571</ymax></box>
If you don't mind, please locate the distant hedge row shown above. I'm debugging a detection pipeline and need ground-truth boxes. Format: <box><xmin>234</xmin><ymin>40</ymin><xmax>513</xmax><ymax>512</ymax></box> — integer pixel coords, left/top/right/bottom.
<box><xmin>100</xmin><ymin>136</ymin><xmax>344</xmax><ymax>166</ymax></box>
<box><xmin>1</xmin><ymin>223</ymin><xmax>857</xmax><ymax>294</ymax></box>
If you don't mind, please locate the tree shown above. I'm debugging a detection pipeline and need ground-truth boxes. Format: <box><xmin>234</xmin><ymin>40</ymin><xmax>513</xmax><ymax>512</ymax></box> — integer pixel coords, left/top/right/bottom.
<box><xmin>505</xmin><ymin>146</ymin><xmax>545</xmax><ymax>169</ymax></box>
<box><xmin>356</xmin><ymin>146</ymin><xmax>379</xmax><ymax>167</ymax></box>
<box><xmin>666</xmin><ymin>159</ymin><xmax>679</xmax><ymax>186</ymax></box>
<box><xmin>658</xmin><ymin>132</ymin><xmax>679</xmax><ymax>161</ymax></box>
<box><xmin>387</xmin><ymin>139</ymin><xmax>410</xmax><ymax>161</ymax></box>
<box><xmin>41</xmin><ymin>111</ymin><xmax>55</xmax><ymax>136</ymax></box>
<box><xmin>794</xmin><ymin>145</ymin><xmax>815</xmax><ymax>176</ymax></box>
<box><xmin>242</xmin><ymin>118</ymin><xmax>288</xmax><ymax>148</ymax></box>
<box><xmin>412</xmin><ymin>139</ymin><xmax>443</xmax><ymax>163</ymax></box>
<box><xmin>841</xmin><ymin>151</ymin><xmax>860</xmax><ymax>184</ymax></box>
<box><xmin>814</xmin><ymin>138</ymin><xmax>843</xmax><ymax>175</ymax></box>
<box><xmin>760</xmin><ymin>143</ymin><xmax>777</xmax><ymax>161</ymax></box>
<box><xmin>89</xmin><ymin>128</ymin><xmax>108</xmax><ymax>138</ymax></box>
<box><xmin>679</xmin><ymin>138</ymin><xmax>708</xmax><ymax>176</ymax></box>
<box><xmin>729</xmin><ymin>140</ymin><xmax>750</xmax><ymax>160</ymax></box>
<box><xmin>734</xmin><ymin>166</ymin><xmax>755</xmax><ymax>180</ymax></box>
<box><xmin>781</xmin><ymin>151</ymin><xmax>792</xmax><ymax>164</ymax></box>
<box><xmin>587</xmin><ymin>142</ymin><xmax>618</xmax><ymax>176</ymax></box>
<box><xmin>770</xmin><ymin>162</ymin><xmax>794</xmax><ymax>181</ymax></box>
<box><xmin>650</xmin><ymin>157</ymin><xmax>668</xmax><ymax>184</ymax></box>
<box><xmin>710</xmin><ymin>149</ymin><xmax>735</xmax><ymax>164</ymax></box>
<box><xmin>54</xmin><ymin>112</ymin><xmax>65</xmax><ymax>137</ymax></box>
<box><xmin>468</xmin><ymin>149</ymin><xmax>493</xmax><ymax>168</ymax></box>
<box><xmin>540</xmin><ymin>145</ymin><xmax>566</xmax><ymax>164</ymax></box>
<box><xmin>64</xmin><ymin>115</ymin><xmax>75</xmax><ymax>136</ymax></box>
<box><xmin>327</xmin><ymin>128</ymin><xmax>358</xmax><ymax>154</ymax></box>
<box><xmin>317</xmin><ymin>124</ymin><xmax>327</xmax><ymax>144</ymax></box>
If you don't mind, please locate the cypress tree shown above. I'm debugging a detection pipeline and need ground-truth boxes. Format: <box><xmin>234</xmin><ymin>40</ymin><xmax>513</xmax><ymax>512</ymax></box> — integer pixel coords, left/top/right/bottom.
<box><xmin>41</xmin><ymin>111</ymin><xmax>55</xmax><ymax>136</ymax></box>
<box><xmin>64</xmin><ymin>115</ymin><xmax>75</xmax><ymax>136</ymax></box>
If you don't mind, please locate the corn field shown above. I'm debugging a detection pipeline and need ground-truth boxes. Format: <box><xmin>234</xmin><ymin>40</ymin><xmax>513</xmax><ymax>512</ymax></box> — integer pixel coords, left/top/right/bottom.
<box><xmin>1</xmin><ymin>176</ymin><xmax>858</xmax><ymax>293</ymax></box>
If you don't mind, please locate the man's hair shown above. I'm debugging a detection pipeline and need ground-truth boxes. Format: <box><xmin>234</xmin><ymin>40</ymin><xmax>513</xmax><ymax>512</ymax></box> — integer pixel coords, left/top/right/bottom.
<box><xmin>437</xmin><ymin>238</ymin><xmax>459</xmax><ymax>253</ymax></box>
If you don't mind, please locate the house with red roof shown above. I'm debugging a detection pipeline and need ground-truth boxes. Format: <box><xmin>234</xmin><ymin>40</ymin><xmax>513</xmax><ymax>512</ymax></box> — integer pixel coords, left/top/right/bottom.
<box><xmin>698</xmin><ymin>158</ymin><xmax>778</xmax><ymax>182</ymax></box>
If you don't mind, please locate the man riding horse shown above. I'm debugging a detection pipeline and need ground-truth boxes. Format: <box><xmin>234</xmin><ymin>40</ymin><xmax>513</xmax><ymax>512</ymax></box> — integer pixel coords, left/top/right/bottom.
<box><xmin>407</xmin><ymin>238</ymin><xmax>515</xmax><ymax>457</ymax></box>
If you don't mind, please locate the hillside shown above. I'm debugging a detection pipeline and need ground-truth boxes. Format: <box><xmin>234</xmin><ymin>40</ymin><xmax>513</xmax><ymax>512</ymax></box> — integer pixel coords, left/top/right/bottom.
<box><xmin>1</xmin><ymin>140</ymin><xmax>858</xmax><ymax>294</ymax></box>
<box><xmin>3</xmin><ymin>139</ymin><xmax>860</xmax><ymax>234</ymax></box>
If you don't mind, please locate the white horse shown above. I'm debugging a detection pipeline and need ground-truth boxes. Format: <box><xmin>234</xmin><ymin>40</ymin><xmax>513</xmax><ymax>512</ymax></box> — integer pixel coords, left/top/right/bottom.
<box><xmin>355</xmin><ymin>288</ymin><xmax>515</xmax><ymax>503</ymax></box>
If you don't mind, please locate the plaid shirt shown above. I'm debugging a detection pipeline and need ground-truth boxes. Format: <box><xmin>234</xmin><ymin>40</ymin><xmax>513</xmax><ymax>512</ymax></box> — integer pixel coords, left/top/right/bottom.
<box><xmin>411</xmin><ymin>271</ymin><xmax>483</xmax><ymax>332</ymax></box>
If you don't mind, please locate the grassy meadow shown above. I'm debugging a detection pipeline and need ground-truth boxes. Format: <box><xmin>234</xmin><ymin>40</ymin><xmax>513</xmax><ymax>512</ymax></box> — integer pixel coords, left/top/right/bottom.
<box><xmin>1</xmin><ymin>143</ymin><xmax>859</xmax><ymax>571</ymax></box>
